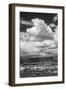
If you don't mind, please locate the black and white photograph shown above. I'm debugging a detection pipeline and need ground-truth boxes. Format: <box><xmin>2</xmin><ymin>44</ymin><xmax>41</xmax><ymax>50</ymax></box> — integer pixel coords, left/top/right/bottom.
<box><xmin>9</xmin><ymin>4</ymin><xmax>64</xmax><ymax>86</ymax></box>
<box><xmin>20</xmin><ymin>12</ymin><xmax>58</xmax><ymax>78</ymax></box>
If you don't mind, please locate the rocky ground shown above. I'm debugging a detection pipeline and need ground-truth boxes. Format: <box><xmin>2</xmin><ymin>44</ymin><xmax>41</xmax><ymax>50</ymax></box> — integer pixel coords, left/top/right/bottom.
<box><xmin>20</xmin><ymin>56</ymin><xmax>58</xmax><ymax>78</ymax></box>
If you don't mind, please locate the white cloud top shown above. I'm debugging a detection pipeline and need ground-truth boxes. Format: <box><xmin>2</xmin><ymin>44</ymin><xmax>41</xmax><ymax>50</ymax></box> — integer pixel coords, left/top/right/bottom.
<box><xmin>27</xmin><ymin>18</ymin><xmax>54</xmax><ymax>40</ymax></box>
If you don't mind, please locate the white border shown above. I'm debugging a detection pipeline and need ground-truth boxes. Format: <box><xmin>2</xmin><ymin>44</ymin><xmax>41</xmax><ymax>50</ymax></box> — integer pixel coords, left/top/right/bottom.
<box><xmin>15</xmin><ymin>6</ymin><xmax>63</xmax><ymax>84</ymax></box>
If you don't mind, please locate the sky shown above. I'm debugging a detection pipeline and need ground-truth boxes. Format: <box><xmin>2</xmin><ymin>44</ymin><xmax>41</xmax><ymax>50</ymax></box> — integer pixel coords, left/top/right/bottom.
<box><xmin>20</xmin><ymin>12</ymin><xmax>57</xmax><ymax>32</ymax></box>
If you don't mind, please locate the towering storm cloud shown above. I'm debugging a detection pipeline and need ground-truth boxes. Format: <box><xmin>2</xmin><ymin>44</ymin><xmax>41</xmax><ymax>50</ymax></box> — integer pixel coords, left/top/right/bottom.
<box><xmin>20</xmin><ymin>18</ymin><xmax>58</xmax><ymax>57</ymax></box>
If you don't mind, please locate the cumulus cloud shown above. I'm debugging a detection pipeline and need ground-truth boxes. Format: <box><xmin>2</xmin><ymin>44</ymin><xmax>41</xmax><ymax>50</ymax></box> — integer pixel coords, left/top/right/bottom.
<box><xmin>53</xmin><ymin>15</ymin><xmax>58</xmax><ymax>23</ymax></box>
<box><xmin>20</xmin><ymin>20</ymin><xmax>33</xmax><ymax>26</ymax></box>
<box><xmin>20</xmin><ymin>32</ymin><xmax>30</xmax><ymax>41</ymax></box>
<box><xmin>20</xmin><ymin>18</ymin><xmax>58</xmax><ymax>57</ymax></box>
<box><xmin>54</xmin><ymin>26</ymin><xmax>58</xmax><ymax>44</ymax></box>
<box><xmin>20</xmin><ymin>40</ymin><xmax>57</xmax><ymax>57</ymax></box>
